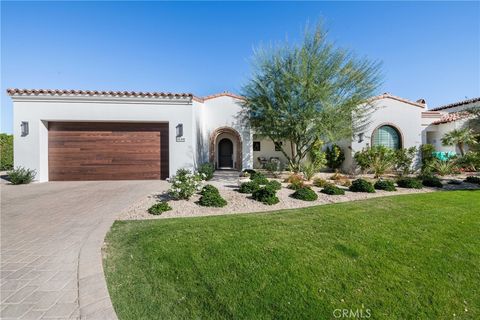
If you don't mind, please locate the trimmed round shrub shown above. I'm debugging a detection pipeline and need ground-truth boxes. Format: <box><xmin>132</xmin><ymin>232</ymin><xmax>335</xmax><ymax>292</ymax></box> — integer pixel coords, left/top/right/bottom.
<box><xmin>198</xmin><ymin>163</ymin><xmax>215</xmax><ymax>180</ymax></box>
<box><xmin>292</xmin><ymin>187</ymin><xmax>318</xmax><ymax>201</ymax></box>
<box><xmin>238</xmin><ymin>181</ymin><xmax>260</xmax><ymax>194</ymax></box>
<box><xmin>266</xmin><ymin>180</ymin><xmax>282</xmax><ymax>191</ymax></box>
<box><xmin>465</xmin><ymin>176</ymin><xmax>480</xmax><ymax>184</ymax></box>
<box><xmin>321</xmin><ymin>183</ymin><xmax>345</xmax><ymax>195</ymax></box>
<box><xmin>252</xmin><ymin>187</ymin><xmax>279</xmax><ymax>205</ymax></box>
<box><xmin>421</xmin><ymin>176</ymin><xmax>443</xmax><ymax>188</ymax></box>
<box><xmin>148</xmin><ymin>201</ymin><xmax>172</xmax><ymax>215</ymax></box>
<box><xmin>349</xmin><ymin>179</ymin><xmax>375</xmax><ymax>193</ymax></box>
<box><xmin>198</xmin><ymin>190</ymin><xmax>227</xmax><ymax>207</ymax></box>
<box><xmin>313</xmin><ymin>178</ymin><xmax>328</xmax><ymax>188</ymax></box>
<box><xmin>7</xmin><ymin>167</ymin><xmax>36</xmax><ymax>185</ymax></box>
<box><xmin>397</xmin><ymin>177</ymin><xmax>423</xmax><ymax>189</ymax></box>
<box><xmin>200</xmin><ymin>184</ymin><xmax>218</xmax><ymax>195</ymax></box>
<box><xmin>374</xmin><ymin>179</ymin><xmax>397</xmax><ymax>191</ymax></box>
<box><xmin>251</xmin><ymin>172</ymin><xmax>269</xmax><ymax>185</ymax></box>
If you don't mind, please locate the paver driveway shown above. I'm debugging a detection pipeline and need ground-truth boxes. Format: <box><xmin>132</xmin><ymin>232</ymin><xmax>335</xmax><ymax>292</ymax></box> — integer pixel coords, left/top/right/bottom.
<box><xmin>1</xmin><ymin>180</ymin><xmax>167</xmax><ymax>319</ymax></box>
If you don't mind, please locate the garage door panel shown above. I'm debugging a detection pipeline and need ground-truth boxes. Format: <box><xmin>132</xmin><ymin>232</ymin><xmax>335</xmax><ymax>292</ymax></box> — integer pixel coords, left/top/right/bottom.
<box><xmin>48</xmin><ymin>122</ymin><xmax>169</xmax><ymax>181</ymax></box>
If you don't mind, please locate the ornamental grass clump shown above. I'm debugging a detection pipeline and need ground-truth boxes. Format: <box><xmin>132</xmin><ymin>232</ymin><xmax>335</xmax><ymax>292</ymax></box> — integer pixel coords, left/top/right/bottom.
<box><xmin>292</xmin><ymin>187</ymin><xmax>318</xmax><ymax>201</ymax></box>
<box><xmin>396</xmin><ymin>177</ymin><xmax>423</xmax><ymax>189</ymax></box>
<box><xmin>320</xmin><ymin>183</ymin><xmax>345</xmax><ymax>195</ymax></box>
<box><xmin>168</xmin><ymin>169</ymin><xmax>203</xmax><ymax>200</ymax></box>
<box><xmin>374</xmin><ymin>179</ymin><xmax>397</xmax><ymax>191</ymax></box>
<box><xmin>148</xmin><ymin>201</ymin><xmax>172</xmax><ymax>215</ymax></box>
<box><xmin>7</xmin><ymin>167</ymin><xmax>36</xmax><ymax>185</ymax></box>
<box><xmin>252</xmin><ymin>186</ymin><xmax>279</xmax><ymax>205</ymax></box>
<box><xmin>238</xmin><ymin>181</ymin><xmax>260</xmax><ymax>194</ymax></box>
<box><xmin>313</xmin><ymin>178</ymin><xmax>328</xmax><ymax>187</ymax></box>
<box><xmin>198</xmin><ymin>184</ymin><xmax>227</xmax><ymax>207</ymax></box>
<box><xmin>349</xmin><ymin>179</ymin><xmax>375</xmax><ymax>193</ymax></box>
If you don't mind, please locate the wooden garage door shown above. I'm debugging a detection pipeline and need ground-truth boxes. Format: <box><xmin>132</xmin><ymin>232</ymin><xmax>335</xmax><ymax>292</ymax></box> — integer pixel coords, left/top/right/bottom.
<box><xmin>48</xmin><ymin>122</ymin><xmax>169</xmax><ymax>181</ymax></box>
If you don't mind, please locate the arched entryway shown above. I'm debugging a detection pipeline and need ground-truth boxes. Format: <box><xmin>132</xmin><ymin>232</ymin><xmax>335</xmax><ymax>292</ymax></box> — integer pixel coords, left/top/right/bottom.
<box><xmin>210</xmin><ymin>127</ymin><xmax>242</xmax><ymax>170</ymax></box>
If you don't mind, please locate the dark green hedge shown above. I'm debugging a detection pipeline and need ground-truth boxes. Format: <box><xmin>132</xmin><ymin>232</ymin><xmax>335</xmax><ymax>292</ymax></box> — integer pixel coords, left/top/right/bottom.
<box><xmin>0</xmin><ymin>134</ymin><xmax>13</xmax><ymax>171</ymax></box>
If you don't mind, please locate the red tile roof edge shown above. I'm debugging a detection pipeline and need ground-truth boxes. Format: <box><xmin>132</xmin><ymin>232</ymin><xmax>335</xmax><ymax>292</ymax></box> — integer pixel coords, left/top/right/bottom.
<box><xmin>432</xmin><ymin>111</ymin><xmax>472</xmax><ymax>125</ymax></box>
<box><xmin>429</xmin><ymin>97</ymin><xmax>480</xmax><ymax>111</ymax></box>
<box><xmin>6</xmin><ymin>88</ymin><xmax>193</xmax><ymax>99</ymax></box>
<box><xmin>369</xmin><ymin>93</ymin><xmax>425</xmax><ymax>108</ymax></box>
<box><xmin>193</xmin><ymin>92</ymin><xmax>246</xmax><ymax>102</ymax></box>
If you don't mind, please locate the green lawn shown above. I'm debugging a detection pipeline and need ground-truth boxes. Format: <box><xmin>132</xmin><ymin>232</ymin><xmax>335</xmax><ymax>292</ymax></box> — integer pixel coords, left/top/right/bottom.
<box><xmin>104</xmin><ymin>191</ymin><xmax>480</xmax><ymax>319</ymax></box>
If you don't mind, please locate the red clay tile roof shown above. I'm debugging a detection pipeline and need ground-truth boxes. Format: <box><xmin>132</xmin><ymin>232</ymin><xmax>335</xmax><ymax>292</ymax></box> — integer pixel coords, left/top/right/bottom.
<box><xmin>369</xmin><ymin>93</ymin><xmax>426</xmax><ymax>108</ymax></box>
<box><xmin>430</xmin><ymin>97</ymin><xmax>480</xmax><ymax>111</ymax></box>
<box><xmin>193</xmin><ymin>92</ymin><xmax>245</xmax><ymax>102</ymax></box>
<box><xmin>6</xmin><ymin>88</ymin><xmax>193</xmax><ymax>99</ymax></box>
<box><xmin>432</xmin><ymin>111</ymin><xmax>472</xmax><ymax>125</ymax></box>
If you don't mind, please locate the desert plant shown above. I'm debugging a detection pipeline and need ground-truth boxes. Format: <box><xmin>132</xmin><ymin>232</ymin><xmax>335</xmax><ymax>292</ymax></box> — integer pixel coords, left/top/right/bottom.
<box><xmin>313</xmin><ymin>178</ymin><xmax>328</xmax><ymax>187</ymax></box>
<box><xmin>455</xmin><ymin>151</ymin><xmax>480</xmax><ymax>172</ymax></box>
<box><xmin>374</xmin><ymin>179</ymin><xmax>396</xmax><ymax>191</ymax></box>
<box><xmin>264</xmin><ymin>160</ymin><xmax>282</xmax><ymax>178</ymax></box>
<box><xmin>238</xmin><ymin>181</ymin><xmax>260</xmax><ymax>194</ymax></box>
<box><xmin>168</xmin><ymin>169</ymin><xmax>203</xmax><ymax>200</ymax></box>
<box><xmin>197</xmin><ymin>163</ymin><xmax>215</xmax><ymax>181</ymax></box>
<box><xmin>441</xmin><ymin>128</ymin><xmax>478</xmax><ymax>156</ymax></box>
<box><xmin>321</xmin><ymin>183</ymin><xmax>345</xmax><ymax>195</ymax></box>
<box><xmin>335</xmin><ymin>178</ymin><xmax>352</xmax><ymax>188</ymax></box>
<box><xmin>349</xmin><ymin>179</ymin><xmax>375</xmax><ymax>193</ymax></box>
<box><xmin>7</xmin><ymin>166</ymin><xmax>36</xmax><ymax>185</ymax></box>
<box><xmin>429</xmin><ymin>159</ymin><xmax>458</xmax><ymax>176</ymax></box>
<box><xmin>397</xmin><ymin>177</ymin><xmax>423</xmax><ymax>189</ymax></box>
<box><xmin>309</xmin><ymin>139</ymin><xmax>327</xmax><ymax>169</ymax></box>
<box><xmin>325</xmin><ymin>144</ymin><xmax>345</xmax><ymax>171</ymax></box>
<box><xmin>420</xmin><ymin>176</ymin><xmax>443</xmax><ymax>188</ymax></box>
<box><xmin>394</xmin><ymin>147</ymin><xmax>417</xmax><ymax>176</ymax></box>
<box><xmin>0</xmin><ymin>134</ymin><xmax>13</xmax><ymax>170</ymax></box>
<box><xmin>252</xmin><ymin>186</ymin><xmax>279</xmax><ymax>205</ymax></box>
<box><xmin>266</xmin><ymin>180</ymin><xmax>282</xmax><ymax>191</ymax></box>
<box><xmin>241</xmin><ymin>24</ymin><xmax>382</xmax><ymax>172</ymax></box>
<box><xmin>291</xmin><ymin>187</ymin><xmax>318</xmax><ymax>201</ymax></box>
<box><xmin>354</xmin><ymin>146</ymin><xmax>396</xmax><ymax>178</ymax></box>
<box><xmin>465</xmin><ymin>176</ymin><xmax>480</xmax><ymax>184</ymax></box>
<box><xmin>148</xmin><ymin>201</ymin><xmax>172</xmax><ymax>215</ymax></box>
<box><xmin>329</xmin><ymin>172</ymin><xmax>347</xmax><ymax>181</ymax></box>
<box><xmin>198</xmin><ymin>185</ymin><xmax>227</xmax><ymax>207</ymax></box>
<box><xmin>301</xmin><ymin>163</ymin><xmax>318</xmax><ymax>181</ymax></box>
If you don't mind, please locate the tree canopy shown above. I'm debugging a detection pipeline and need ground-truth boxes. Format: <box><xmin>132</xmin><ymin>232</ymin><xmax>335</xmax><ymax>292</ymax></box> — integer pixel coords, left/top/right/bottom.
<box><xmin>241</xmin><ymin>24</ymin><xmax>382</xmax><ymax>171</ymax></box>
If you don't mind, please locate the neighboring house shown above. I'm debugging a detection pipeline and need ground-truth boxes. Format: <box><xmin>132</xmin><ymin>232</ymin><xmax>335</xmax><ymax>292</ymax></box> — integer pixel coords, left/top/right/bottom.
<box><xmin>7</xmin><ymin>88</ymin><xmax>479</xmax><ymax>182</ymax></box>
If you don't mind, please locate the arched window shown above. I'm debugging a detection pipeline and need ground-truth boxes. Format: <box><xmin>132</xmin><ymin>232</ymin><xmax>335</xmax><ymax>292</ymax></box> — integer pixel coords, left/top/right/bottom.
<box><xmin>372</xmin><ymin>125</ymin><xmax>401</xmax><ymax>149</ymax></box>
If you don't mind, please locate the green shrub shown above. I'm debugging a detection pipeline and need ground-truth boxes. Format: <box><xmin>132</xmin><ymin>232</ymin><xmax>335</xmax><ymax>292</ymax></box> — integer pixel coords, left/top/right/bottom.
<box><xmin>168</xmin><ymin>169</ymin><xmax>203</xmax><ymax>200</ymax></box>
<box><xmin>198</xmin><ymin>184</ymin><xmax>227</xmax><ymax>207</ymax></box>
<box><xmin>0</xmin><ymin>134</ymin><xmax>13</xmax><ymax>170</ymax></box>
<box><xmin>238</xmin><ymin>181</ymin><xmax>260</xmax><ymax>194</ymax></box>
<box><xmin>148</xmin><ymin>201</ymin><xmax>172</xmax><ymax>215</ymax></box>
<box><xmin>325</xmin><ymin>144</ymin><xmax>345</xmax><ymax>170</ymax></box>
<box><xmin>251</xmin><ymin>172</ymin><xmax>269</xmax><ymax>185</ymax></box>
<box><xmin>252</xmin><ymin>187</ymin><xmax>279</xmax><ymax>205</ymax></box>
<box><xmin>266</xmin><ymin>180</ymin><xmax>282</xmax><ymax>191</ymax></box>
<box><xmin>374</xmin><ymin>179</ymin><xmax>397</xmax><ymax>191</ymax></box>
<box><xmin>300</xmin><ymin>163</ymin><xmax>318</xmax><ymax>181</ymax></box>
<box><xmin>465</xmin><ymin>176</ymin><xmax>480</xmax><ymax>184</ymax></box>
<box><xmin>349</xmin><ymin>179</ymin><xmax>375</xmax><ymax>193</ymax></box>
<box><xmin>397</xmin><ymin>177</ymin><xmax>423</xmax><ymax>189</ymax></box>
<box><xmin>428</xmin><ymin>159</ymin><xmax>458</xmax><ymax>176</ymax></box>
<box><xmin>198</xmin><ymin>163</ymin><xmax>215</xmax><ymax>180</ymax></box>
<box><xmin>7</xmin><ymin>167</ymin><xmax>36</xmax><ymax>185</ymax></box>
<box><xmin>394</xmin><ymin>147</ymin><xmax>417</xmax><ymax>176</ymax></box>
<box><xmin>420</xmin><ymin>144</ymin><xmax>435</xmax><ymax>174</ymax></box>
<box><xmin>321</xmin><ymin>183</ymin><xmax>345</xmax><ymax>195</ymax></box>
<box><xmin>313</xmin><ymin>178</ymin><xmax>328</xmax><ymax>187</ymax></box>
<box><xmin>354</xmin><ymin>146</ymin><xmax>396</xmax><ymax>178</ymax></box>
<box><xmin>292</xmin><ymin>187</ymin><xmax>318</xmax><ymax>201</ymax></box>
<box><xmin>421</xmin><ymin>176</ymin><xmax>443</xmax><ymax>188</ymax></box>
<box><xmin>455</xmin><ymin>151</ymin><xmax>480</xmax><ymax>172</ymax></box>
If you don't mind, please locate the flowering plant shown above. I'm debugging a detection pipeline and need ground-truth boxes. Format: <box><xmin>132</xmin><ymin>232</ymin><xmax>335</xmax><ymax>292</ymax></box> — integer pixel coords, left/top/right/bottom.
<box><xmin>168</xmin><ymin>168</ymin><xmax>204</xmax><ymax>200</ymax></box>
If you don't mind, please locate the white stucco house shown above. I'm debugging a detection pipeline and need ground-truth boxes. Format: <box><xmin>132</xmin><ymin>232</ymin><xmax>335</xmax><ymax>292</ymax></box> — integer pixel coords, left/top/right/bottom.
<box><xmin>7</xmin><ymin>88</ymin><xmax>479</xmax><ymax>182</ymax></box>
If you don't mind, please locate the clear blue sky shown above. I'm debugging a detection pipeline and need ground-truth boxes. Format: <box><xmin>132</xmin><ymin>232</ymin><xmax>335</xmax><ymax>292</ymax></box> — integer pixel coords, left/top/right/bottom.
<box><xmin>1</xmin><ymin>1</ymin><xmax>479</xmax><ymax>133</ymax></box>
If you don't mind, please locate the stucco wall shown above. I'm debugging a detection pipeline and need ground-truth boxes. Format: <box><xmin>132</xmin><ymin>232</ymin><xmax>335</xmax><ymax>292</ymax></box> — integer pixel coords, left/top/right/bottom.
<box><xmin>345</xmin><ymin>97</ymin><xmax>424</xmax><ymax>170</ymax></box>
<box><xmin>252</xmin><ymin>137</ymin><xmax>293</xmax><ymax>169</ymax></box>
<box><xmin>12</xmin><ymin>96</ymin><xmax>195</xmax><ymax>182</ymax></box>
<box><xmin>200</xmin><ymin>96</ymin><xmax>253</xmax><ymax>169</ymax></box>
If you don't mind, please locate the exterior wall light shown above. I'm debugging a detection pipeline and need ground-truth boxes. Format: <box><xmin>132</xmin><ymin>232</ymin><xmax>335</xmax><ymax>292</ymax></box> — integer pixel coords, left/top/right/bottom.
<box><xmin>357</xmin><ymin>132</ymin><xmax>364</xmax><ymax>143</ymax></box>
<box><xmin>176</xmin><ymin>123</ymin><xmax>183</xmax><ymax>137</ymax></box>
<box><xmin>21</xmin><ymin>121</ymin><xmax>29</xmax><ymax>137</ymax></box>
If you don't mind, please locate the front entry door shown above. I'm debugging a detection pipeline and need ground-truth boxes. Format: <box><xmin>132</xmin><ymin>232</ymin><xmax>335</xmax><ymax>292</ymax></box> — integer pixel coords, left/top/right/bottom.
<box><xmin>218</xmin><ymin>138</ymin><xmax>234</xmax><ymax>168</ymax></box>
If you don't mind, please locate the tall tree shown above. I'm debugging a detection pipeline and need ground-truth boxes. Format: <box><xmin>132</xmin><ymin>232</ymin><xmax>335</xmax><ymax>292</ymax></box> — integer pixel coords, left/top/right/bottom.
<box><xmin>441</xmin><ymin>128</ymin><xmax>478</xmax><ymax>156</ymax></box>
<box><xmin>241</xmin><ymin>24</ymin><xmax>382</xmax><ymax>171</ymax></box>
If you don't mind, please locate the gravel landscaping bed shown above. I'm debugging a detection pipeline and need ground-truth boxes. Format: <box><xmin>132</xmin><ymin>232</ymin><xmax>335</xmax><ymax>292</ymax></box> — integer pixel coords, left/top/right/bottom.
<box><xmin>118</xmin><ymin>171</ymin><xmax>480</xmax><ymax>220</ymax></box>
